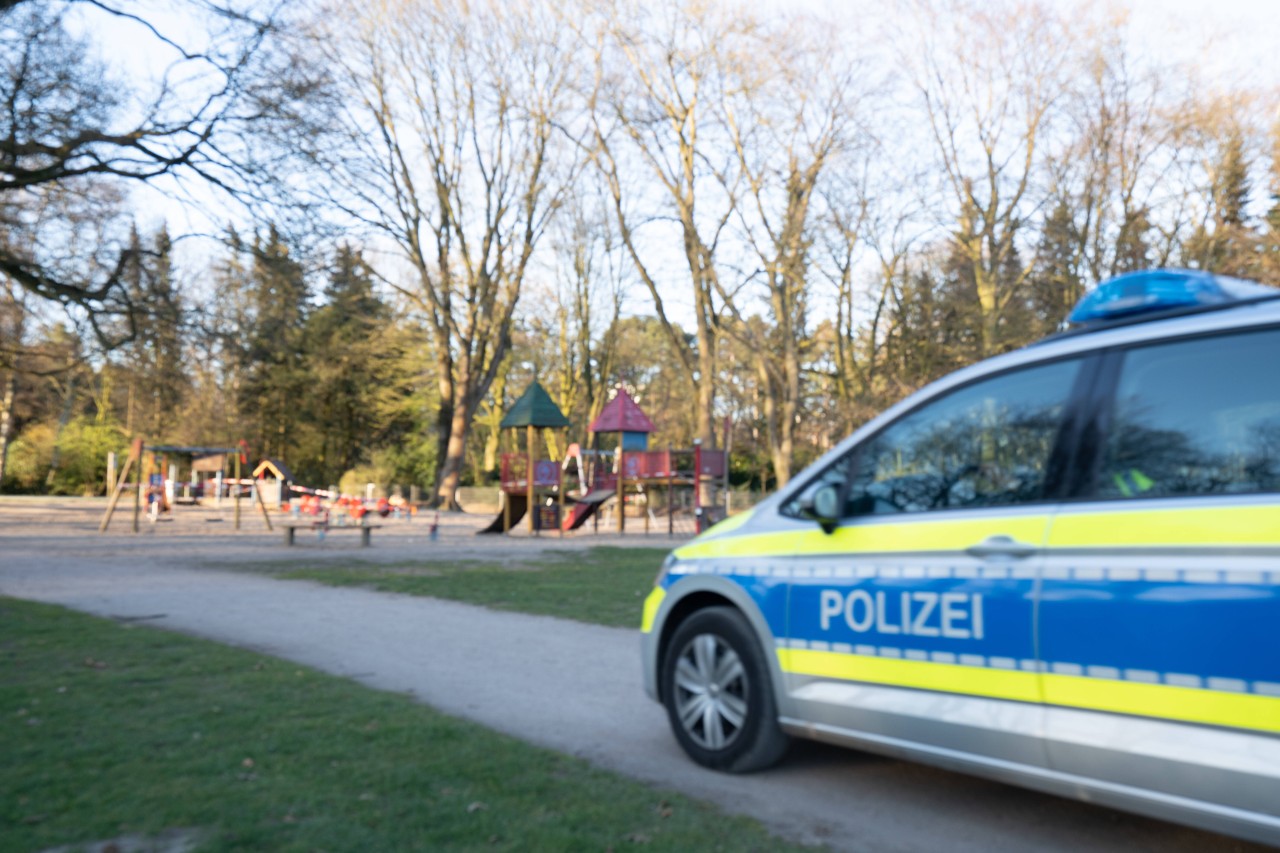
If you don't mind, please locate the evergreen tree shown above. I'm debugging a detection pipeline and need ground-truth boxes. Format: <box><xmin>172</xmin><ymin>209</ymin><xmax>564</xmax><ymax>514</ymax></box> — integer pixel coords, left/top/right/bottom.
<box><xmin>1259</xmin><ymin>124</ymin><xmax>1280</xmax><ymax>285</ymax></box>
<box><xmin>881</xmin><ymin>245</ymin><xmax>979</xmax><ymax>396</ymax></box>
<box><xmin>1028</xmin><ymin>199</ymin><xmax>1083</xmax><ymax>335</ymax></box>
<box><xmin>115</xmin><ymin>225</ymin><xmax>188</xmax><ymax>438</ymax></box>
<box><xmin>237</xmin><ymin>225</ymin><xmax>310</xmax><ymax>464</ymax></box>
<box><xmin>1113</xmin><ymin>207</ymin><xmax>1152</xmax><ymax>275</ymax></box>
<box><xmin>1184</xmin><ymin>130</ymin><xmax>1256</xmax><ymax>276</ymax></box>
<box><xmin>299</xmin><ymin>245</ymin><xmax>391</xmax><ymax>485</ymax></box>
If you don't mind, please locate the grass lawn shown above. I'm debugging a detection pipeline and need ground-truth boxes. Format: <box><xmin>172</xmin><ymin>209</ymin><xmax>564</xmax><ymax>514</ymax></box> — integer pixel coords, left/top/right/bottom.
<box><xmin>1</xmin><ymin>597</ymin><xmax>806</xmax><ymax>852</ymax></box>
<box><xmin>276</xmin><ymin>547</ymin><xmax>670</xmax><ymax>629</ymax></box>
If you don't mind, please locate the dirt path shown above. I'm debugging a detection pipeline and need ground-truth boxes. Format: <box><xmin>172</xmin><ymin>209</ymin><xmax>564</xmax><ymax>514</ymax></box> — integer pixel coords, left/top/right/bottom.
<box><xmin>0</xmin><ymin>498</ymin><xmax>1261</xmax><ymax>852</ymax></box>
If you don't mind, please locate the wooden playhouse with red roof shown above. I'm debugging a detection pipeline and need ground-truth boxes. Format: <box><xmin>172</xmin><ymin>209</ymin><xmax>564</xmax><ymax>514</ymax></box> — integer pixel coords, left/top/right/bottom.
<box><xmin>479</xmin><ymin>382</ymin><xmax>729</xmax><ymax>536</ymax></box>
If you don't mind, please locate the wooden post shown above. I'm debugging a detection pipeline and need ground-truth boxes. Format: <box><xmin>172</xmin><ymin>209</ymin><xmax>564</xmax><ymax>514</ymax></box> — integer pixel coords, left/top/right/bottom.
<box><xmin>234</xmin><ymin>453</ymin><xmax>242</xmax><ymax>530</ymax></box>
<box><xmin>527</xmin><ymin>424</ymin><xmax>536</xmax><ymax>535</ymax></box>
<box><xmin>617</xmin><ymin>435</ymin><xmax>625</xmax><ymax>534</ymax></box>
<box><xmin>132</xmin><ymin>443</ymin><xmax>144</xmax><ymax>533</ymax></box>
<box><xmin>500</xmin><ymin>429</ymin><xmax>510</xmax><ymax>532</ymax></box>
<box><xmin>667</xmin><ymin>444</ymin><xmax>674</xmax><ymax>538</ymax></box>
<box><xmin>723</xmin><ymin>416</ymin><xmax>733</xmax><ymax>516</ymax></box>
<box><xmin>253</xmin><ymin>476</ymin><xmax>274</xmax><ymax>531</ymax></box>
<box><xmin>98</xmin><ymin>439</ymin><xmax>141</xmax><ymax>533</ymax></box>
<box><xmin>693</xmin><ymin>438</ymin><xmax>702</xmax><ymax>534</ymax></box>
<box><xmin>558</xmin><ymin>428</ymin><xmax>565</xmax><ymax>539</ymax></box>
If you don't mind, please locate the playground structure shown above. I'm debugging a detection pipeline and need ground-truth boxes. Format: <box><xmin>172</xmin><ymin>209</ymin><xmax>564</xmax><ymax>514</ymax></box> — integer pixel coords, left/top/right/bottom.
<box><xmin>252</xmin><ymin>458</ymin><xmax>295</xmax><ymax>509</ymax></box>
<box><xmin>98</xmin><ymin>438</ymin><xmax>273</xmax><ymax>533</ymax></box>
<box><xmin>95</xmin><ymin>385</ymin><xmax>731</xmax><ymax>540</ymax></box>
<box><xmin>478</xmin><ymin>383</ymin><xmax>730</xmax><ymax>536</ymax></box>
<box><xmin>97</xmin><ymin>437</ymin><xmax>421</xmax><ymax>537</ymax></box>
<box><xmin>477</xmin><ymin>381</ymin><xmax>571</xmax><ymax>535</ymax></box>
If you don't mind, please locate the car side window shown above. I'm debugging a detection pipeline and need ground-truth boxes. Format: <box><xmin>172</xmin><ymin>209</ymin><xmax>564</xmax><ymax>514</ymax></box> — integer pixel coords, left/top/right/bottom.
<box><xmin>1098</xmin><ymin>327</ymin><xmax>1280</xmax><ymax>499</ymax></box>
<box><xmin>783</xmin><ymin>359</ymin><xmax>1080</xmax><ymax>519</ymax></box>
<box><xmin>843</xmin><ymin>359</ymin><xmax>1080</xmax><ymax>515</ymax></box>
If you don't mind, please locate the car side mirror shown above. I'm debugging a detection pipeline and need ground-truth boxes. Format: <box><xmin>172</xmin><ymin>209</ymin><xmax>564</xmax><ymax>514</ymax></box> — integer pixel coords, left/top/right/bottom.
<box><xmin>800</xmin><ymin>483</ymin><xmax>841</xmax><ymax>535</ymax></box>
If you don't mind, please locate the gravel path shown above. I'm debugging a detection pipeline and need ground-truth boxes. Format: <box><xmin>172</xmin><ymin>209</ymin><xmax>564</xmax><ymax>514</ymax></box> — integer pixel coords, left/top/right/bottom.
<box><xmin>0</xmin><ymin>498</ymin><xmax>1262</xmax><ymax>852</ymax></box>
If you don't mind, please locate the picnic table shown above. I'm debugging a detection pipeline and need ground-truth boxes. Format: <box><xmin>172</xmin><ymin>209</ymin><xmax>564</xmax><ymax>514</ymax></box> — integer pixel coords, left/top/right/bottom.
<box><xmin>281</xmin><ymin>519</ymin><xmax>383</xmax><ymax>547</ymax></box>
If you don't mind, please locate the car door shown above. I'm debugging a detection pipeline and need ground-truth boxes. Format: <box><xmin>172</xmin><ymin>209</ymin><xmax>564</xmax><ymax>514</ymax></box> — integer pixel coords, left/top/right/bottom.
<box><xmin>781</xmin><ymin>355</ymin><xmax>1086</xmax><ymax>771</ymax></box>
<box><xmin>1040</xmin><ymin>326</ymin><xmax>1280</xmax><ymax>826</ymax></box>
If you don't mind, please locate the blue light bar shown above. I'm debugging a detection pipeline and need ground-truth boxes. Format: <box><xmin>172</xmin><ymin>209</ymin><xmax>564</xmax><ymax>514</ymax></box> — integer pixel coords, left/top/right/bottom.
<box><xmin>1068</xmin><ymin>269</ymin><xmax>1275</xmax><ymax>326</ymax></box>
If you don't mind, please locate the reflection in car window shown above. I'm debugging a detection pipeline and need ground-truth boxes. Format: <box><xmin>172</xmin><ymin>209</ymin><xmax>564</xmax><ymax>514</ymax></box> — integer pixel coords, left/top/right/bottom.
<box><xmin>783</xmin><ymin>359</ymin><xmax>1080</xmax><ymax>519</ymax></box>
<box><xmin>1100</xmin><ymin>328</ymin><xmax>1280</xmax><ymax>499</ymax></box>
<box><xmin>844</xmin><ymin>360</ymin><xmax>1080</xmax><ymax>515</ymax></box>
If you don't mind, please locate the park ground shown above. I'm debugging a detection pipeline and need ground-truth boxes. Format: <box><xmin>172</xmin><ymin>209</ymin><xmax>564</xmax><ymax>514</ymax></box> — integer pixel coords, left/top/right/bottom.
<box><xmin>0</xmin><ymin>497</ymin><xmax>1267</xmax><ymax>852</ymax></box>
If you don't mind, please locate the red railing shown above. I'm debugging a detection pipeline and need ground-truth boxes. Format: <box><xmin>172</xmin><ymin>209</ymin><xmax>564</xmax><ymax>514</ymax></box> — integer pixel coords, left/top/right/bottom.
<box><xmin>500</xmin><ymin>453</ymin><xmax>561</xmax><ymax>491</ymax></box>
<box><xmin>621</xmin><ymin>449</ymin><xmax>671</xmax><ymax>479</ymax></box>
<box><xmin>619</xmin><ymin>449</ymin><xmax>726</xmax><ymax>480</ymax></box>
<box><xmin>502</xmin><ymin>447</ymin><xmax>728</xmax><ymax>493</ymax></box>
<box><xmin>697</xmin><ymin>449</ymin><xmax>727</xmax><ymax>478</ymax></box>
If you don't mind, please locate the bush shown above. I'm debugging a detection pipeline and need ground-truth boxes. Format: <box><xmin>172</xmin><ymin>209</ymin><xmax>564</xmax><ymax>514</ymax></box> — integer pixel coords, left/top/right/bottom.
<box><xmin>338</xmin><ymin>445</ymin><xmax>434</xmax><ymax>499</ymax></box>
<box><xmin>337</xmin><ymin>449</ymin><xmax>398</xmax><ymax>499</ymax></box>
<box><xmin>46</xmin><ymin>417</ymin><xmax>127</xmax><ymax>495</ymax></box>
<box><xmin>1</xmin><ymin>418</ymin><xmax>126</xmax><ymax>495</ymax></box>
<box><xmin>2</xmin><ymin>423</ymin><xmax>54</xmax><ymax>493</ymax></box>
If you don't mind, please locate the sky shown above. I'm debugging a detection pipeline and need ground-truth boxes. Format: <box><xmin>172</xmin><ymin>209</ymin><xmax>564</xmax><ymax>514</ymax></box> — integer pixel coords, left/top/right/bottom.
<box><xmin>77</xmin><ymin>0</ymin><xmax>1280</xmax><ymax>322</ymax></box>
<box><xmin>1114</xmin><ymin>0</ymin><xmax>1280</xmax><ymax>89</ymax></box>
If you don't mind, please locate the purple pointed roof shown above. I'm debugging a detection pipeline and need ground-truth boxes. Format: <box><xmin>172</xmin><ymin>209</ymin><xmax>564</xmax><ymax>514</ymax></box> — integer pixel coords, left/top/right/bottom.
<box><xmin>590</xmin><ymin>388</ymin><xmax>655</xmax><ymax>434</ymax></box>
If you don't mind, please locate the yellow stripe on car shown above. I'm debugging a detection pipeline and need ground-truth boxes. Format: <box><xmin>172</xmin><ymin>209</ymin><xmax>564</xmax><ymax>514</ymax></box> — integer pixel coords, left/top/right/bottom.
<box><xmin>779</xmin><ymin>648</ymin><xmax>1280</xmax><ymax>734</ymax></box>
<box><xmin>1049</xmin><ymin>505</ymin><xmax>1280</xmax><ymax>548</ymax></box>
<box><xmin>1040</xmin><ymin>672</ymin><xmax>1280</xmax><ymax>733</ymax></box>
<box><xmin>778</xmin><ymin>648</ymin><xmax>1043</xmax><ymax>704</ymax></box>
<box><xmin>674</xmin><ymin>515</ymin><xmax>1052</xmax><ymax>561</ymax></box>
<box><xmin>641</xmin><ymin>586</ymin><xmax>666</xmax><ymax>634</ymax></box>
<box><xmin>673</xmin><ymin>505</ymin><xmax>1280</xmax><ymax>563</ymax></box>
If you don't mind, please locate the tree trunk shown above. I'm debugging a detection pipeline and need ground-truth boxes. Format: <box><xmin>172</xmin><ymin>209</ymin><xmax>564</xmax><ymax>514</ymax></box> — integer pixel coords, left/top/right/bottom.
<box><xmin>44</xmin><ymin>374</ymin><xmax>76</xmax><ymax>489</ymax></box>
<box><xmin>0</xmin><ymin>370</ymin><xmax>15</xmax><ymax>489</ymax></box>
<box><xmin>976</xmin><ymin>265</ymin><xmax>999</xmax><ymax>357</ymax></box>
<box><xmin>434</xmin><ymin>407</ymin><xmax>469</xmax><ymax>511</ymax></box>
<box><xmin>431</xmin><ymin>398</ymin><xmax>456</xmax><ymax>508</ymax></box>
<box><xmin>776</xmin><ymin>344</ymin><xmax>798</xmax><ymax>487</ymax></box>
<box><xmin>695</xmin><ymin>336</ymin><xmax>717</xmax><ymax>448</ymax></box>
<box><xmin>433</xmin><ymin>368</ymin><xmax>473</xmax><ymax>511</ymax></box>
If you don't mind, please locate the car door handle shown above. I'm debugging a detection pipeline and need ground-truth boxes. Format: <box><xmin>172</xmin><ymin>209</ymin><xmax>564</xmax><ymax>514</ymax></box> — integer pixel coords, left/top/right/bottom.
<box><xmin>966</xmin><ymin>535</ymin><xmax>1037</xmax><ymax>560</ymax></box>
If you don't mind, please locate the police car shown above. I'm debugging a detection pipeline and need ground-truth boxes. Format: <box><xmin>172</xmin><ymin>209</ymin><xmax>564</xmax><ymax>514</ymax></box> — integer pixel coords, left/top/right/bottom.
<box><xmin>640</xmin><ymin>269</ymin><xmax>1280</xmax><ymax>844</ymax></box>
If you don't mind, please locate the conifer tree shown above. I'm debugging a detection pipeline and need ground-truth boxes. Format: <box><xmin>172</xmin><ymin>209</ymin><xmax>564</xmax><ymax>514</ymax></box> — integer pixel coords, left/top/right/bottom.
<box><xmin>1259</xmin><ymin>124</ymin><xmax>1280</xmax><ymax>285</ymax></box>
<box><xmin>301</xmin><ymin>245</ymin><xmax>391</xmax><ymax>484</ymax></box>
<box><xmin>1185</xmin><ymin>129</ymin><xmax>1255</xmax><ymax>276</ymax></box>
<box><xmin>1028</xmin><ymin>199</ymin><xmax>1083</xmax><ymax>335</ymax></box>
<box><xmin>237</xmin><ymin>226</ymin><xmax>309</xmax><ymax>464</ymax></box>
<box><xmin>114</xmin><ymin>226</ymin><xmax>187</xmax><ymax>438</ymax></box>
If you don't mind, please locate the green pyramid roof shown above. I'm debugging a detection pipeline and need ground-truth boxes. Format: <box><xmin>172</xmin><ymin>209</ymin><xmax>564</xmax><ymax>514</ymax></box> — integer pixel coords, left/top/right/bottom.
<box><xmin>500</xmin><ymin>381</ymin><xmax>570</xmax><ymax>429</ymax></box>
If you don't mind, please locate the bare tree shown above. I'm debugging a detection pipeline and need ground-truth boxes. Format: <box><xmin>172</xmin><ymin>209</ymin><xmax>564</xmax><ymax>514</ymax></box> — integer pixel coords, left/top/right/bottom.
<box><xmin>711</xmin><ymin>16</ymin><xmax>864</xmax><ymax>485</ymax></box>
<box><xmin>901</xmin><ymin>0</ymin><xmax>1073</xmax><ymax>356</ymax></box>
<box><xmin>0</xmin><ymin>1</ymin><xmax>283</xmax><ymax>347</ymax></box>
<box><xmin>1049</xmin><ymin>14</ymin><xmax>1193</xmax><ymax>286</ymax></box>
<box><xmin>549</xmin><ymin>194</ymin><xmax>625</xmax><ymax>432</ymax></box>
<box><xmin>584</xmin><ymin>0</ymin><xmax>754</xmax><ymax>449</ymax></box>
<box><xmin>302</xmin><ymin>0</ymin><xmax>581</xmax><ymax>508</ymax></box>
<box><xmin>825</xmin><ymin>181</ymin><xmax>928</xmax><ymax>426</ymax></box>
<box><xmin>0</xmin><ymin>277</ymin><xmax>26</xmax><ymax>484</ymax></box>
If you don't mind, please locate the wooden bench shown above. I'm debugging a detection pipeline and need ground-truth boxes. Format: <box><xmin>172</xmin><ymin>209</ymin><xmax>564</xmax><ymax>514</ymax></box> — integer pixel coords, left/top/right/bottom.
<box><xmin>281</xmin><ymin>521</ymin><xmax>383</xmax><ymax>547</ymax></box>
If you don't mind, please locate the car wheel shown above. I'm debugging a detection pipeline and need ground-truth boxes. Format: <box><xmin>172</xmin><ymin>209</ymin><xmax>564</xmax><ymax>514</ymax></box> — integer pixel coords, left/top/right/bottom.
<box><xmin>661</xmin><ymin>606</ymin><xmax>789</xmax><ymax>772</ymax></box>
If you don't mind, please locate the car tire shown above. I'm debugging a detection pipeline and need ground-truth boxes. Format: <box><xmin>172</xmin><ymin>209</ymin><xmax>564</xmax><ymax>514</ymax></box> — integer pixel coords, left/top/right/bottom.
<box><xmin>661</xmin><ymin>606</ymin><xmax>789</xmax><ymax>772</ymax></box>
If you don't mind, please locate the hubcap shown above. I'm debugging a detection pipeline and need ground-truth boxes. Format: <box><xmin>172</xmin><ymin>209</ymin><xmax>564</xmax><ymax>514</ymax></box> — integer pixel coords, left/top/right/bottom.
<box><xmin>672</xmin><ymin>632</ymin><xmax>748</xmax><ymax>750</ymax></box>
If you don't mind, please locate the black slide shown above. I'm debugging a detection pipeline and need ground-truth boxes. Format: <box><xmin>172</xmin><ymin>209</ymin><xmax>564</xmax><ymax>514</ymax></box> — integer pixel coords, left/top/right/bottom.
<box><xmin>476</xmin><ymin>493</ymin><xmax>528</xmax><ymax>534</ymax></box>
